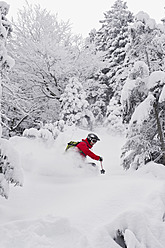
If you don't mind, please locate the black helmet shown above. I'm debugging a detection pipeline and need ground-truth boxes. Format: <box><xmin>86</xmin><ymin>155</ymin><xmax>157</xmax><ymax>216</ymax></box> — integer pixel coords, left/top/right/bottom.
<box><xmin>87</xmin><ymin>133</ymin><xmax>100</xmax><ymax>143</ymax></box>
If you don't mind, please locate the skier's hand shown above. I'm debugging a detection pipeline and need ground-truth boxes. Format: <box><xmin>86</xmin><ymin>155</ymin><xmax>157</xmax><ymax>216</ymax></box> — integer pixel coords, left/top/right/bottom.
<box><xmin>99</xmin><ymin>156</ymin><xmax>103</xmax><ymax>161</ymax></box>
<box><xmin>100</xmin><ymin>169</ymin><xmax>105</xmax><ymax>174</ymax></box>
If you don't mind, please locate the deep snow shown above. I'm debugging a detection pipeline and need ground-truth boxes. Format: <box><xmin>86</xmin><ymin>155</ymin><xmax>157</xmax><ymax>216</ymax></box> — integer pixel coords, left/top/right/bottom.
<box><xmin>0</xmin><ymin>127</ymin><xmax>165</xmax><ymax>248</ymax></box>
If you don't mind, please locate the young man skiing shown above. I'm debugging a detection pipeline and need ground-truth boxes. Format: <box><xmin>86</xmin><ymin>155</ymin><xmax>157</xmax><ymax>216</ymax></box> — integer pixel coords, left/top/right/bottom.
<box><xmin>76</xmin><ymin>133</ymin><xmax>105</xmax><ymax>174</ymax></box>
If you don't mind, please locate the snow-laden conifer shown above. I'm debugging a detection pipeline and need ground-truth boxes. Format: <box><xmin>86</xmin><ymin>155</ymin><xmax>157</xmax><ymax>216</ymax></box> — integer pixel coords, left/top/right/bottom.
<box><xmin>121</xmin><ymin>61</ymin><xmax>149</xmax><ymax>123</ymax></box>
<box><xmin>88</xmin><ymin>0</ymin><xmax>134</xmax><ymax>127</ymax></box>
<box><xmin>0</xmin><ymin>1</ymin><xmax>23</xmax><ymax>198</ymax></box>
<box><xmin>121</xmin><ymin>63</ymin><xmax>165</xmax><ymax>169</ymax></box>
<box><xmin>59</xmin><ymin>77</ymin><xmax>94</xmax><ymax>128</ymax></box>
<box><xmin>94</xmin><ymin>0</ymin><xmax>133</xmax><ymax>64</ymax></box>
<box><xmin>104</xmin><ymin>96</ymin><xmax>125</xmax><ymax>135</ymax></box>
<box><xmin>84</xmin><ymin>77</ymin><xmax>109</xmax><ymax>125</ymax></box>
<box><xmin>126</xmin><ymin>11</ymin><xmax>165</xmax><ymax>72</ymax></box>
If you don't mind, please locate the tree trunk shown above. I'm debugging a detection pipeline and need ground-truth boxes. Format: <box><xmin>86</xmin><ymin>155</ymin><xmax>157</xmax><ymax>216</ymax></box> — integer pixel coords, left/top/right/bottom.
<box><xmin>145</xmin><ymin>47</ymin><xmax>151</xmax><ymax>73</ymax></box>
<box><xmin>153</xmin><ymin>101</ymin><xmax>165</xmax><ymax>165</ymax></box>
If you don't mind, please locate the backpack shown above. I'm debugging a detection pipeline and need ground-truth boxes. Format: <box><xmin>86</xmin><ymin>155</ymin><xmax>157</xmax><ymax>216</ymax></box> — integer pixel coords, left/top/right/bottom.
<box><xmin>65</xmin><ymin>141</ymin><xmax>80</xmax><ymax>151</ymax></box>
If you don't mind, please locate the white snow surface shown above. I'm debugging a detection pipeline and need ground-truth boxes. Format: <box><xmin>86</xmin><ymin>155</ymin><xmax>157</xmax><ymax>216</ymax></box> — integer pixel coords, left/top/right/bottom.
<box><xmin>0</xmin><ymin>127</ymin><xmax>165</xmax><ymax>248</ymax></box>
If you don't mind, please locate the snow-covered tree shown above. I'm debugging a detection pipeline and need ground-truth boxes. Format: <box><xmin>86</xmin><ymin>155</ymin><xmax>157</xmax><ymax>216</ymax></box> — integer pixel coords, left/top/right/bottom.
<box><xmin>0</xmin><ymin>1</ymin><xmax>23</xmax><ymax>198</ymax></box>
<box><xmin>88</xmin><ymin>0</ymin><xmax>134</xmax><ymax>126</ymax></box>
<box><xmin>84</xmin><ymin>76</ymin><xmax>110</xmax><ymax>125</ymax></box>
<box><xmin>4</xmin><ymin>2</ymin><xmax>107</xmax><ymax>133</ymax></box>
<box><xmin>5</xmin><ymin>2</ymin><xmax>80</xmax><ymax>132</ymax></box>
<box><xmin>59</xmin><ymin>77</ymin><xmax>94</xmax><ymax>128</ymax></box>
<box><xmin>126</xmin><ymin>11</ymin><xmax>165</xmax><ymax>72</ymax></box>
<box><xmin>39</xmin><ymin>120</ymin><xmax>65</xmax><ymax>139</ymax></box>
<box><xmin>94</xmin><ymin>0</ymin><xmax>133</xmax><ymax>63</ymax></box>
<box><xmin>73</xmin><ymin>41</ymin><xmax>106</xmax><ymax>80</ymax></box>
<box><xmin>121</xmin><ymin>61</ymin><xmax>149</xmax><ymax>123</ymax></box>
<box><xmin>104</xmin><ymin>96</ymin><xmax>125</xmax><ymax>134</ymax></box>
<box><xmin>92</xmin><ymin>0</ymin><xmax>133</xmax><ymax>86</ymax></box>
<box><xmin>121</xmin><ymin>68</ymin><xmax>165</xmax><ymax>169</ymax></box>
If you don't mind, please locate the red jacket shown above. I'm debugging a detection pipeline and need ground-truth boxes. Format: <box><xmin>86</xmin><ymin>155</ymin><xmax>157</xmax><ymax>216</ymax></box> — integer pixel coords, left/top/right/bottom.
<box><xmin>76</xmin><ymin>138</ymin><xmax>100</xmax><ymax>161</ymax></box>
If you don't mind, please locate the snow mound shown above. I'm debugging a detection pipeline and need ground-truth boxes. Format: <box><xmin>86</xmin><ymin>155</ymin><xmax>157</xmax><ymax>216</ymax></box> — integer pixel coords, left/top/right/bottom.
<box><xmin>136</xmin><ymin>162</ymin><xmax>165</xmax><ymax>180</ymax></box>
<box><xmin>23</xmin><ymin>128</ymin><xmax>39</xmax><ymax>138</ymax></box>
<box><xmin>93</xmin><ymin>210</ymin><xmax>165</xmax><ymax>248</ymax></box>
<box><xmin>0</xmin><ymin>215</ymin><xmax>90</xmax><ymax>248</ymax></box>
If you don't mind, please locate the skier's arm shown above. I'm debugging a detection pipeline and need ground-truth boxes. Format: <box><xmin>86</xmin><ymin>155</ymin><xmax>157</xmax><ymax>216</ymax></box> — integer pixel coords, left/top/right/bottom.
<box><xmin>86</xmin><ymin>149</ymin><xmax>100</xmax><ymax>160</ymax></box>
<box><xmin>78</xmin><ymin>142</ymin><xmax>100</xmax><ymax>160</ymax></box>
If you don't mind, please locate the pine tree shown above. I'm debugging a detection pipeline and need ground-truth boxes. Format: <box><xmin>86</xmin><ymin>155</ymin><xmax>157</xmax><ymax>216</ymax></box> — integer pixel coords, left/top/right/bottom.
<box><xmin>121</xmin><ymin>67</ymin><xmax>165</xmax><ymax>169</ymax></box>
<box><xmin>93</xmin><ymin>0</ymin><xmax>133</xmax><ymax>76</ymax></box>
<box><xmin>121</xmin><ymin>61</ymin><xmax>149</xmax><ymax>123</ymax></box>
<box><xmin>84</xmin><ymin>76</ymin><xmax>110</xmax><ymax>125</ymax></box>
<box><xmin>0</xmin><ymin>2</ymin><xmax>23</xmax><ymax>198</ymax></box>
<box><xmin>89</xmin><ymin>0</ymin><xmax>134</xmax><ymax>127</ymax></box>
<box><xmin>121</xmin><ymin>98</ymin><xmax>157</xmax><ymax>170</ymax></box>
<box><xmin>97</xmin><ymin>0</ymin><xmax>133</xmax><ymax>62</ymax></box>
<box><xmin>104</xmin><ymin>96</ymin><xmax>125</xmax><ymax>134</ymax></box>
<box><xmin>126</xmin><ymin>11</ymin><xmax>165</xmax><ymax>73</ymax></box>
<box><xmin>59</xmin><ymin>77</ymin><xmax>94</xmax><ymax>128</ymax></box>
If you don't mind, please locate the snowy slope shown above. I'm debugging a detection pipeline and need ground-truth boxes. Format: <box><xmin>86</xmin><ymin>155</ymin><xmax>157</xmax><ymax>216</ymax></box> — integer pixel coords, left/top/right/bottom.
<box><xmin>0</xmin><ymin>128</ymin><xmax>165</xmax><ymax>248</ymax></box>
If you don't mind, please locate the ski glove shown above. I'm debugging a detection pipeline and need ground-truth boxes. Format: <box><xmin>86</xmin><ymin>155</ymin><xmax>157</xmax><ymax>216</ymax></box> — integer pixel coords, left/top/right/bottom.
<box><xmin>100</xmin><ymin>169</ymin><xmax>105</xmax><ymax>174</ymax></box>
<box><xmin>99</xmin><ymin>156</ymin><xmax>103</xmax><ymax>161</ymax></box>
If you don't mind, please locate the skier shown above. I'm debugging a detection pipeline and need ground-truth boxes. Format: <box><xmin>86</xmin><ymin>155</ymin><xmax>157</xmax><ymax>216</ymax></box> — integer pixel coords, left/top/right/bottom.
<box><xmin>76</xmin><ymin>133</ymin><xmax>105</xmax><ymax>174</ymax></box>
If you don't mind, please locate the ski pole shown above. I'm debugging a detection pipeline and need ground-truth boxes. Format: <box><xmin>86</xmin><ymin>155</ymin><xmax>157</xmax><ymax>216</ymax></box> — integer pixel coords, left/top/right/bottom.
<box><xmin>100</xmin><ymin>161</ymin><xmax>105</xmax><ymax>174</ymax></box>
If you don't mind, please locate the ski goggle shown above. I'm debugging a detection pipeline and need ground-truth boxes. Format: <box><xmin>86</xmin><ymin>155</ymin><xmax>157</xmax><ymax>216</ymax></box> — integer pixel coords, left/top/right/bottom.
<box><xmin>91</xmin><ymin>138</ymin><xmax>97</xmax><ymax>143</ymax></box>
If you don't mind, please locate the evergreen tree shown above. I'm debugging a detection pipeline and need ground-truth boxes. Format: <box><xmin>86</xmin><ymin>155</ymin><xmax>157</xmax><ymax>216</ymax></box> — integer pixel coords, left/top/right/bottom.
<box><xmin>104</xmin><ymin>96</ymin><xmax>125</xmax><ymax>134</ymax></box>
<box><xmin>121</xmin><ymin>61</ymin><xmax>149</xmax><ymax>123</ymax></box>
<box><xmin>84</xmin><ymin>76</ymin><xmax>111</xmax><ymax>125</ymax></box>
<box><xmin>0</xmin><ymin>2</ymin><xmax>23</xmax><ymax>198</ymax></box>
<box><xmin>126</xmin><ymin>11</ymin><xmax>165</xmax><ymax>73</ymax></box>
<box><xmin>88</xmin><ymin>0</ymin><xmax>134</xmax><ymax>127</ymax></box>
<box><xmin>96</xmin><ymin>0</ymin><xmax>133</xmax><ymax>63</ymax></box>
<box><xmin>121</xmin><ymin>66</ymin><xmax>165</xmax><ymax>169</ymax></box>
<box><xmin>59</xmin><ymin>77</ymin><xmax>94</xmax><ymax>128</ymax></box>
<box><xmin>93</xmin><ymin>0</ymin><xmax>133</xmax><ymax>79</ymax></box>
